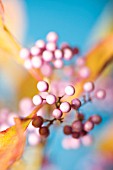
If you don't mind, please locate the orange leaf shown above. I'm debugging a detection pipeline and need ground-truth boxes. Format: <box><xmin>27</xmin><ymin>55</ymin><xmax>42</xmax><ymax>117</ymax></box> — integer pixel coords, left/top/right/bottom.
<box><xmin>0</xmin><ymin>105</ymin><xmax>42</xmax><ymax>170</ymax></box>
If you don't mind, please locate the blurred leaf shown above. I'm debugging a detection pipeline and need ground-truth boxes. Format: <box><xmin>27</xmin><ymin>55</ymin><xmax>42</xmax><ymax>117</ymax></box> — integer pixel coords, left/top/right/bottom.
<box><xmin>0</xmin><ymin>105</ymin><xmax>42</xmax><ymax>170</ymax></box>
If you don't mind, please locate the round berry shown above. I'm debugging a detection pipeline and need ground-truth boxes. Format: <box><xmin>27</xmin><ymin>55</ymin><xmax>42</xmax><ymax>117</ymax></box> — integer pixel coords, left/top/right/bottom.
<box><xmin>96</xmin><ymin>89</ymin><xmax>106</xmax><ymax>99</ymax></box>
<box><xmin>72</xmin><ymin>120</ymin><xmax>83</xmax><ymax>132</ymax></box>
<box><xmin>65</xmin><ymin>85</ymin><xmax>75</xmax><ymax>96</ymax></box>
<box><xmin>83</xmin><ymin>82</ymin><xmax>94</xmax><ymax>92</ymax></box>
<box><xmin>53</xmin><ymin>59</ymin><xmax>63</xmax><ymax>69</ymax></box>
<box><xmin>54</xmin><ymin>49</ymin><xmax>63</xmax><ymax>59</ymax></box>
<box><xmin>79</xmin><ymin>66</ymin><xmax>90</xmax><ymax>78</ymax></box>
<box><xmin>32</xmin><ymin>95</ymin><xmax>43</xmax><ymax>106</ymax></box>
<box><xmin>42</xmin><ymin>50</ymin><xmax>53</xmax><ymax>62</ymax></box>
<box><xmin>71</xmin><ymin>98</ymin><xmax>81</xmax><ymax>110</ymax></box>
<box><xmin>24</xmin><ymin>59</ymin><xmax>32</xmax><ymax>70</ymax></box>
<box><xmin>52</xmin><ymin>109</ymin><xmax>63</xmax><ymax>119</ymax></box>
<box><xmin>84</xmin><ymin>121</ymin><xmax>94</xmax><ymax>132</ymax></box>
<box><xmin>46</xmin><ymin>94</ymin><xmax>56</xmax><ymax>105</ymax></box>
<box><xmin>31</xmin><ymin>56</ymin><xmax>43</xmax><ymax>68</ymax></box>
<box><xmin>63</xmin><ymin>48</ymin><xmax>73</xmax><ymax>60</ymax></box>
<box><xmin>90</xmin><ymin>115</ymin><xmax>102</xmax><ymax>125</ymax></box>
<box><xmin>35</xmin><ymin>40</ymin><xmax>46</xmax><ymax>49</ymax></box>
<box><xmin>30</xmin><ymin>46</ymin><xmax>41</xmax><ymax>56</ymax></box>
<box><xmin>37</xmin><ymin>81</ymin><xmax>49</xmax><ymax>92</ymax></box>
<box><xmin>46</xmin><ymin>42</ymin><xmax>56</xmax><ymax>51</ymax></box>
<box><xmin>63</xmin><ymin>125</ymin><xmax>72</xmax><ymax>135</ymax></box>
<box><xmin>39</xmin><ymin>126</ymin><xmax>50</xmax><ymax>137</ymax></box>
<box><xmin>72</xmin><ymin>132</ymin><xmax>80</xmax><ymax>139</ymax></box>
<box><xmin>20</xmin><ymin>48</ymin><xmax>30</xmax><ymax>59</ymax></box>
<box><xmin>32</xmin><ymin>116</ymin><xmax>43</xmax><ymax>128</ymax></box>
<box><xmin>41</xmin><ymin>63</ymin><xmax>52</xmax><ymax>77</ymax></box>
<box><xmin>46</xmin><ymin>32</ymin><xmax>58</xmax><ymax>42</ymax></box>
<box><xmin>72</xmin><ymin>47</ymin><xmax>79</xmax><ymax>55</ymax></box>
<box><xmin>60</xmin><ymin>102</ymin><xmax>71</xmax><ymax>113</ymax></box>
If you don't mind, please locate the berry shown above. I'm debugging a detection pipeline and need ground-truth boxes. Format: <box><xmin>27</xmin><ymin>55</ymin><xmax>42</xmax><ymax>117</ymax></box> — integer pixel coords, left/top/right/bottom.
<box><xmin>32</xmin><ymin>95</ymin><xmax>43</xmax><ymax>106</ymax></box>
<box><xmin>72</xmin><ymin>132</ymin><xmax>80</xmax><ymax>139</ymax></box>
<box><xmin>46</xmin><ymin>94</ymin><xmax>56</xmax><ymax>105</ymax></box>
<box><xmin>46</xmin><ymin>32</ymin><xmax>58</xmax><ymax>43</ymax></box>
<box><xmin>20</xmin><ymin>48</ymin><xmax>30</xmax><ymax>59</ymax></box>
<box><xmin>90</xmin><ymin>115</ymin><xmax>102</xmax><ymax>125</ymax></box>
<box><xmin>31</xmin><ymin>56</ymin><xmax>43</xmax><ymax>68</ymax></box>
<box><xmin>83</xmin><ymin>82</ymin><xmax>94</xmax><ymax>92</ymax></box>
<box><xmin>72</xmin><ymin>120</ymin><xmax>83</xmax><ymax>132</ymax></box>
<box><xmin>63</xmin><ymin>125</ymin><xmax>72</xmax><ymax>135</ymax></box>
<box><xmin>35</xmin><ymin>40</ymin><xmax>46</xmax><ymax>49</ymax></box>
<box><xmin>63</xmin><ymin>48</ymin><xmax>73</xmax><ymax>60</ymax></box>
<box><xmin>79</xmin><ymin>66</ymin><xmax>90</xmax><ymax>78</ymax></box>
<box><xmin>24</xmin><ymin>59</ymin><xmax>32</xmax><ymax>70</ymax></box>
<box><xmin>30</xmin><ymin>46</ymin><xmax>41</xmax><ymax>56</ymax></box>
<box><xmin>46</xmin><ymin>42</ymin><xmax>56</xmax><ymax>51</ymax></box>
<box><xmin>32</xmin><ymin>116</ymin><xmax>43</xmax><ymax>128</ymax></box>
<box><xmin>37</xmin><ymin>81</ymin><xmax>49</xmax><ymax>92</ymax></box>
<box><xmin>65</xmin><ymin>85</ymin><xmax>75</xmax><ymax>96</ymax></box>
<box><xmin>53</xmin><ymin>59</ymin><xmax>63</xmax><ymax>69</ymax></box>
<box><xmin>41</xmin><ymin>63</ymin><xmax>52</xmax><ymax>77</ymax></box>
<box><xmin>96</xmin><ymin>89</ymin><xmax>106</xmax><ymax>99</ymax></box>
<box><xmin>84</xmin><ymin>121</ymin><xmax>94</xmax><ymax>132</ymax></box>
<box><xmin>52</xmin><ymin>109</ymin><xmax>63</xmax><ymax>119</ymax></box>
<box><xmin>60</xmin><ymin>102</ymin><xmax>71</xmax><ymax>113</ymax></box>
<box><xmin>42</xmin><ymin>50</ymin><xmax>53</xmax><ymax>62</ymax></box>
<box><xmin>39</xmin><ymin>126</ymin><xmax>50</xmax><ymax>137</ymax></box>
<box><xmin>71</xmin><ymin>98</ymin><xmax>81</xmax><ymax>109</ymax></box>
<box><xmin>54</xmin><ymin>49</ymin><xmax>63</xmax><ymax>59</ymax></box>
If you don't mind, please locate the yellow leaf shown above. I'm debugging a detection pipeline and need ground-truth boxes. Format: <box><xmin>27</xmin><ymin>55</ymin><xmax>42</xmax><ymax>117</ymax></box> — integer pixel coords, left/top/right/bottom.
<box><xmin>0</xmin><ymin>105</ymin><xmax>42</xmax><ymax>170</ymax></box>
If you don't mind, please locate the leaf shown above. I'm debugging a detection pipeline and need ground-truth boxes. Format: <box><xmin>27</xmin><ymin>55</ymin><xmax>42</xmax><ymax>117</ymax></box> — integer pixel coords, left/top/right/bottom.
<box><xmin>0</xmin><ymin>105</ymin><xmax>42</xmax><ymax>170</ymax></box>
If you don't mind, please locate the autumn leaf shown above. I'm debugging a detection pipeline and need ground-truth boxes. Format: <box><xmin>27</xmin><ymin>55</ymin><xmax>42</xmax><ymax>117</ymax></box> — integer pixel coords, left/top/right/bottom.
<box><xmin>0</xmin><ymin>105</ymin><xmax>42</xmax><ymax>170</ymax></box>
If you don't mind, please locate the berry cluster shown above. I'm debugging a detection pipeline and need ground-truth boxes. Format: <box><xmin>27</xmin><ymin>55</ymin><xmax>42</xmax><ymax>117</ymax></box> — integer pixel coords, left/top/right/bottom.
<box><xmin>20</xmin><ymin>32</ymin><xmax>79</xmax><ymax>77</ymax></box>
<box><xmin>31</xmin><ymin>80</ymin><xmax>106</xmax><ymax>141</ymax></box>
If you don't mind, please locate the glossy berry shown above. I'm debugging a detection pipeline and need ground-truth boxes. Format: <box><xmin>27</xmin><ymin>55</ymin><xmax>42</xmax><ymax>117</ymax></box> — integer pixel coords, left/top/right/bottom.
<box><xmin>65</xmin><ymin>85</ymin><xmax>75</xmax><ymax>96</ymax></box>
<box><xmin>52</xmin><ymin>109</ymin><xmax>63</xmax><ymax>119</ymax></box>
<box><xmin>72</xmin><ymin>132</ymin><xmax>80</xmax><ymax>139</ymax></box>
<box><xmin>35</xmin><ymin>40</ymin><xmax>46</xmax><ymax>49</ymax></box>
<box><xmin>46</xmin><ymin>42</ymin><xmax>56</xmax><ymax>51</ymax></box>
<box><xmin>60</xmin><ymin>102</ymin><xmax>71</xmax><ymax>113</ymax></box>
<box><xmin>20</xmin><ymin>48</ymin><xmax>30</xmax><ymax>59</ymax></box>
<box><xmin>83</xmin><ymin>82</ymin><xmax>94</xmax><ymax>92</ymax></box>
<box><xmin>63</xmin><ymin>125</ymin><xmax>72</xmax><ymax>135</ymax></box>
<box><xmin>71</xmin><ymin>98</ymin><xmax>81</xmax><ymax>110</ymax></box>
<box><xmin>37</xmin><ymin>81</ymin><xmax>49</xmax><ymax>92</ymax></box>
<box><xmin>30</xmin><ymin>46</ymin><xmax>41</xmax><ymax>56</ymax></box>
<box><xmin>32</xmin><ymin>116</ymin><xmax>43</xmax><ymax>128</ymax></box>
<box><xmin>42</xmin><ymin>50</ymin><xmax>53</xmax><ymax>62</ymax></box>
<box><xmin>31</xmin><ymin>56</ymin><xmax>43</xmax><ymax>69</ymax></box>
<box><xmin>53</xmin><ymin>59</ymin><xmax>63</xmax><ymax>69</ymax></box>
<box><xmin>72</xmin><ymin>120</ymin><xmax>83</xmax><ymax>132</ymax></box>
<box><xmin>39</xmin><ymin>126</ymin><xmax>50</xmax><ymax>137</ymax></box>
<box><xmin>84</xmin><ymin>121</ymin><xmax>94</xmax><ymax>132</ymax></box>
<box><xmin>90</xmin><ymin>115</ymin><xmax>102</xmax><ymax>124</ymax></box>
<box><xmin>96</xmin><ymin>89</ymin><xmax>106</xmax><ymax>99</ymax></box>
<box><xmin>46</xmin><ymin>32</ymin><xmax>58</xmax><ymax>43</ymax></box>
<box><xmin>63</xmin><ymin>48</ymin><xmax>73</xmax><ymax>60</ymax></box>
<box><xmin>32</xmin><ymin>95</ymin><xmax>43</xmax><ymax>106</ymax></box>
<box><xmin>54</xmin><ymin>49</ymin><xmax>63</xmax><ymax>59</ymax></box>
<box><xmin>46</xmin><ymin>94</ymin><xmax>56</xmax><ymax>105</ymax></box>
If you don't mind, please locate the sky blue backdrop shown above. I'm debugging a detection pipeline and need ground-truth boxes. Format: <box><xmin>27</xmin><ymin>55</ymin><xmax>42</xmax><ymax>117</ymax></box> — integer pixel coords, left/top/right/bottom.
<box><xmin>24</xmin><ymin>1</ymin><xmax>111</xmax><ymax>170</ymax></box>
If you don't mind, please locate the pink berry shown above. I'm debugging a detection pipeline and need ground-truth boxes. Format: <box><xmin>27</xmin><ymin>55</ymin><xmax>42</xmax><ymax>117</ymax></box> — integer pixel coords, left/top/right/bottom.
<box><xmin>81</xmin><ymin>135</ymin><xmax>93</xmax><ymax>146</ymax></box>
<box><xmin>76</xmin><ymin>57</ymin><xmax>85</xmax><ymax>66</ymax></box>
<box><xmin>54</xmin><ymin>49</ymin><xmax>63</xmax><ymax>59</ymax></box>
<box><xmin>41</xmin><ymin>63</ymin><xmax>52</xmax><ymax>77</ymax></box>
<box><xmin>52</xmin><ymin>109</ymin><xmax>63</xmax><ymax>119</ymax></box>
<box><xmin>31</xmin><ymin>56</ymin><xmax>43</xmax><ymax>68</ymax></box>
<box><xmin>84</xmin><ymin>121</ymin><xmax>94</xmax><ymax>132</ymax></box>
<box><xmin>63</xmin><ymin>48</ymin><xmax>73</xmax><ymax>60</ymax></box>
<box><xmin>53</xmin><ymin>59</ymin><xmax>64</xmax><ymax>69</ymax></box>
<box><xmin>83</xmin><ymin>82</ymin><xmax>94</xmax><ymax>92</ymax></box>
<box><xmin>42</xmin><ymin>50</ymin><xmax>53</xmax><ymax>62</ymax></box>
<box><xmin>65</xmin><ymin>85</ymin><xmax>75</xmax><ymax>96</ymax></box>
<box><xmin>46</xmin><ymin>94</ymin><xmax>56</xmax><ymax>105</ymax></box>
<box><xmin>24</xmin><ymin>59</ymin><xmax>32</xmax><ymax>69</ymax></box>
<box><xmin>46</xmin><ymin>32</ymin><xmax>58</xmax><ymax>42</ymax></box>
<box><xmin>60</xmin><ymin>102</ymin><xmax>71</xmax><ymax>113</ymax></box>
<box><xmin>20</xmin><ymin>48</ymin><xmax>30</xmax><ymax>59</ymax></box>
<box><xmin>71</xmin><ymin>98</ymin><xmax>81</xmax><ymax>110</ymax></box>
<box><xmin>32</xmin><ymin>95</ymin><xmax>43</xmax><ymax>106</ymax></box>
<box><xmin>60</xmin><ymin>42</ymin><xmax>70</xmax><ymax>50</ymax></box>
<box><xmin>79</xmin><ymin>66</ymin><xmax>90</xmax><ymax>78</ymax></box>
<box><xmin>72</xmin><ymin>120</ymin><xmax>83</xmax><ymax>132</ymax></box>
<box><xmin>90</xmin><ymin>115</ymin><xmax>102</xmax><ymax>124</ymax></box>
<box><xmin>46</xmin><ymin>42</ymin><xmax>56</xmax><ymax>51</ymax></box>
<box><xmin>37</xmin><ymin>81</ymin><xmax>49</xmax><ymax>92</ymax></box>
<box><xmin>30</xmin><ymin>46</ymin><xmax>41</xmax><ymax>56</ymax></box>
<box><xmin>35</xmin><ymin>40</ymin><xmax>46</xmax><ymax>49</ymax></box>
<box><xmin>96</xmin><ymin>89</ymin><xmax>106</xmax><ymax>99</ymax></box>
